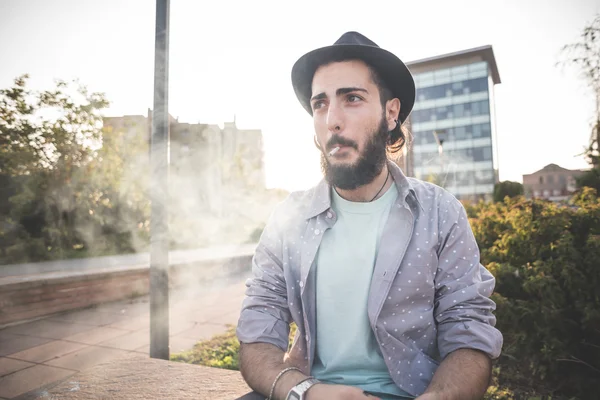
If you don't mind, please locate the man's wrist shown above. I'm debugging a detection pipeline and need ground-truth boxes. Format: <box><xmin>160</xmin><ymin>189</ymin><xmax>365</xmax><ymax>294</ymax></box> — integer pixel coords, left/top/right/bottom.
<box><xmin>304</xmin><ymin>382</ymin><xmax>324</xmax><ymax>400</ymax></box>
<box><xmin>273</xmin><ymin>370</ymin><xmax>309</xmax><ymax>400</ymax></box>
<box><xmin>285</xmin><ymin>377</ymin><xmax>320</xmax><ymax>400</ymax></box>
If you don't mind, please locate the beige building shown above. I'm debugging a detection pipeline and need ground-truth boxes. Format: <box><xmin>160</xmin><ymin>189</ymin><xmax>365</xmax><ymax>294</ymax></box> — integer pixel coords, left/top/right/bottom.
<box><xmin>102</xmin><ymin>111</ymin><xmax>281</xmax><ymax>247</ymax></box>
<box><xmin>522</xmin><ymin>163</ymin><xmax>586</xmax><ymax>201</ymax></box>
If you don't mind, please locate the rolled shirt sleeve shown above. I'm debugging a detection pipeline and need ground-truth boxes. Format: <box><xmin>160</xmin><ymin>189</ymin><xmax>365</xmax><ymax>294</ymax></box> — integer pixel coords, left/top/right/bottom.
<box><xmin>433</xmin><ymin>194</ymin><xmax>503</xmax><ymax>360</ymax></box>
<box><xmin>236</xmin><ymin>206</ymin><xmax>292</xmax><ymax>352</ymax></box>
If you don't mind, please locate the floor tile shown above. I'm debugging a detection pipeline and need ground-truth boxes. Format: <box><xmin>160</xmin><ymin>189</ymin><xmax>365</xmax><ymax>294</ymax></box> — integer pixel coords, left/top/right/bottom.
<box><xmin>0</xmin><ymin>364</ymin><xmax>74</xmax><ymax>398</ymax></box>
<box><xmin>107</xmin><ymin>316</ymin><xmax>148</xmax><ymax>331</ymax></box>
<box><xmin>0</xmin><ymin>331</ymin><xmax>24</xmax><ymax>342</ymax></box>
<box><xmin>44</xmin><ymin>346</ymin><xmax>132</xmax><ymax>372</ymax></box>
<box><xmin>168</xmin><ymin>319</ymin><xmax>197</xmax><ymax>336</ymax></box>
<box><xmin>209</xmin><ymin>311</ymin><xmax>241</xmax><ymax>326</ymax></box>
<box><xmin>63</xmin><ymin>326</ymin><xmax>130</xmax><ymax>345</ymax></box>
<box><xmin>134</xmin><ymin>334</ymin><xmax>198</xmax><ymax>355</ymax></box>
<box><xmin>47</xmin><ymin>309</ymin><xmax>132</xmax><ymax>327</ymax></box>
<box><xmin>1</xmin><ymin>319</ymin><xmax>95</xmax><ymax>340</ymax></box>
<box><xmin>97</xmin><ymin>329</ymin><xmax>150</xmax><ymax>351</ymax></box>
<box><xmin>8</xmin><ymin>340</ymin><xmax>88</xmax><ymax>363</ymax></box>
<box><xmin>93</xmin><ymin>300</ymin><xmax>149</xmax><ymax>316</ymax></box>
<box><xmin>0</xmin><ymin>357</ymin><xmax>34</xmax><ymax>377</ymax></box>
<box><xmin>0</xmin><ymin>336</ymin><xmax>54</xmax><ymax>357</ymax></box>
<box><xmin>176</xmin><ymin>323</ymin><xmax>229</xmax><ymax>341</ymax></box>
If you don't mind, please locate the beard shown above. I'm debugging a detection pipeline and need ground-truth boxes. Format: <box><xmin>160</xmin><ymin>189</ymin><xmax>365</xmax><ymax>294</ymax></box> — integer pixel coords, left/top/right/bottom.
<box><xmin>320</xmin><ymin>114</ymin><xmax>389</xmax><ymax>190</ymax></box>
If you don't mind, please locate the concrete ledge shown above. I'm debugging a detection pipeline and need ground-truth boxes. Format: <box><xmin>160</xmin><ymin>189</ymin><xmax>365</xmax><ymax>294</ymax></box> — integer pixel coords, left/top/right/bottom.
<box><xmin>0</xmin><ymin>248</ymin><xmax>254</xmax><ymax>327</ymax></box>
<box><xmin>16</xmin><ymin>354</ymin><xmax>252</xmax><ymax>400</ymax></box>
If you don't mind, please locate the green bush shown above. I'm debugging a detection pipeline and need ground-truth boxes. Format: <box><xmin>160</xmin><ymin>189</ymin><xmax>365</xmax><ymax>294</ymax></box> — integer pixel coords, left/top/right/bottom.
<box><xmin>171</xmin><ymin>324</ymin><xmax>297</xmax><ymax>370</ymax></box>
<box><xmin>171</xmin><ymin>325</ymin><xmax>241</xmax><ymax>370</ymax></box>
<box><xmin>493</xmin><ymin>181</ymin><xmax>524</xmax><ymax>203</ymax></box>
<box><xmin>469</xmin><ymin>188</ymin><xmax>600</xmax><ymax>399</ymax></box>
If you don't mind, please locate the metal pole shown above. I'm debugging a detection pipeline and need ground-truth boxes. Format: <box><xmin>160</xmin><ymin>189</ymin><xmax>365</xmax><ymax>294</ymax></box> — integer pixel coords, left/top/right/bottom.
<box><xmin>150</xmin><ymin>0</ymin><xmax>170</xmax><ymax>360</ymax></box>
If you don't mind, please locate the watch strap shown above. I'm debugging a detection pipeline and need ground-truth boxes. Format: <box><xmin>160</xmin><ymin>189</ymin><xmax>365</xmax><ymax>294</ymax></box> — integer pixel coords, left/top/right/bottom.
<box><xmin>286</xmin><ymin>377</ymin><xmax>320</xmax><ymax>400</ymax></box>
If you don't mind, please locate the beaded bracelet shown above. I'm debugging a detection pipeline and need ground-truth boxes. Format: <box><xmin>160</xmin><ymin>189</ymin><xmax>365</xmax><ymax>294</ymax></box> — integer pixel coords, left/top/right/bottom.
<box><xmin>267</xmin><ymin>367</ymin><xmax>302</xmax><ymax>400</ymax></box>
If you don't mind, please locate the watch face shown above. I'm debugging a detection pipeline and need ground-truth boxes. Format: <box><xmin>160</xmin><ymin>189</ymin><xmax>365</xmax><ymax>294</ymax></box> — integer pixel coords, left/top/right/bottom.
<box><xmin>289</xmin><ymin>393</ymin><xmax>301</xmax><ymax>400</ymax></box>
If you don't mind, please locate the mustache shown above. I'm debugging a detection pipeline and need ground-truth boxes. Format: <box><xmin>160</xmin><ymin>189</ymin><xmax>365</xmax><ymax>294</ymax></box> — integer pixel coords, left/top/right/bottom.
<box><xmin>326</xmin><ymin>135</ymin><xmax>358</xmax><ymax>151</ymax></box>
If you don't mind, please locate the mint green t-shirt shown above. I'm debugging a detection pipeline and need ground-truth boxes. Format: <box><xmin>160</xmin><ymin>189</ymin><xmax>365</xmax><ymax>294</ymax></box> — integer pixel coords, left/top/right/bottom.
<box><xmin>312</xmin><ymin>182</ymin><xmax>414</xmax><ymax>400</ymax></box>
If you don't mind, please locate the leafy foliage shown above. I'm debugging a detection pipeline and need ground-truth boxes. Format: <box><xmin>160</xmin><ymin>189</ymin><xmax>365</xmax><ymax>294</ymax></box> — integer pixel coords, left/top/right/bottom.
<box><xmin>559</xmin><ymin>14</ymin><xmax>600</xmax><ymax>170</ymax></box>
<box><xmin>493</xmin><ymin>181</ymin><xmax>524</xmax><ymax>203</ymax></box>
<box><xmin>0</xmin><ymin>75</ymin><xmax>149</xmax><ymax>264</ymax></box>
<box><xmin>469</xmin><ymin>188</ymin><xmax>600</xmax><ymax>399</ymax></box>
<box><xmin>171</xmin><ymin>325</ymin><xmax>241</xmax><ymax>370</ymax></box>
<box><xmin>576</xmin><ymin>165</ymin><xmax>600</xmax><ymax>193</ymax></box>
<box><xmin>171</xmin><ymin>324</ymin><xmax>297</xmax><ymax>370</ymax></box>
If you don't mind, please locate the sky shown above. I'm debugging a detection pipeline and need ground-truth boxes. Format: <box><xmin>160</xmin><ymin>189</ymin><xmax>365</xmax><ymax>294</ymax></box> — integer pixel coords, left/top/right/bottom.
<box><xmin>1</xmin><ymin>0</ymin><xmax>599</xmax><ymax>192</ymax></box>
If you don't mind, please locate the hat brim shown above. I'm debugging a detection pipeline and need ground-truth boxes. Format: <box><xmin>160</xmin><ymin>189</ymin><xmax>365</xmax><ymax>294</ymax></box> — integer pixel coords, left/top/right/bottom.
<box><xmin>291</xmin><ymin>44</ymin><xmax>415</xmax><ymax>123</ymax></box>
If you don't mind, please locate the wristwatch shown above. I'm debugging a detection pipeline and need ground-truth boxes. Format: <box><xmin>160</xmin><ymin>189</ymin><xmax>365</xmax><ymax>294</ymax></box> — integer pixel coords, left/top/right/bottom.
<box><xmin>285</xmin><ymin>378</ymin><xmax>320</xmax><ymax>400</ymax></box>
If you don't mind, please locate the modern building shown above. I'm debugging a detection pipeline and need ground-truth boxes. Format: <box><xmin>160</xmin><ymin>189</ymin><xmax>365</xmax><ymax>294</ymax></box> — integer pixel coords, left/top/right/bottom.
<box><xmin>405</xmin><ymin>46</ymin><xmax>501</xmax><ymax>202</ymax></box>
<box><xmin>522</xmin><ymin>163</ymin><xmax>586</xmax><ymax>201</ymax></box>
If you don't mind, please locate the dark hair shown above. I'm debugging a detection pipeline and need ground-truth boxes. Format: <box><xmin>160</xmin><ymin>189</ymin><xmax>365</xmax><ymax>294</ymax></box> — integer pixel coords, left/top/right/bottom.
<box><xmin>368</xmin><ymin>66</ymin><xmax>411</xmax><ymax>154</ymax></box>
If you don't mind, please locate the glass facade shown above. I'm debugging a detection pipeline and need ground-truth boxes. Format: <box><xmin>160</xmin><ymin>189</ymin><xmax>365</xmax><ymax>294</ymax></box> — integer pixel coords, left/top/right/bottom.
<box><xmin>409</xmin><ymin>61</ymin><xmax>497</xmax><ymax>201</ymax></box>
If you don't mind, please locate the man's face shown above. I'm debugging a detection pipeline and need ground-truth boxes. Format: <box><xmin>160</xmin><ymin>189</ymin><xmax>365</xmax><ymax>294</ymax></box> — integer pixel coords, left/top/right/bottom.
<box><xmin>311</xmin><ymin>60</ymin><xmax>393</xmax><ymax>190</ymax></box>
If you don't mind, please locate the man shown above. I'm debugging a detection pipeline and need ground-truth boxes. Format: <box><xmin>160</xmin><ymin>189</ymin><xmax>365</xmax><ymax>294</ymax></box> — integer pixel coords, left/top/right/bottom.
<box><xmin>235</xmin><ymin>32</ymin><xmax>502</xmax><ymax>400</ymax></box>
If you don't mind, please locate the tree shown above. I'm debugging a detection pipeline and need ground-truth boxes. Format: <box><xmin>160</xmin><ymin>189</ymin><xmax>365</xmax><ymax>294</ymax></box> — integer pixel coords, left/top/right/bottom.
<box><xmin>493</xmin><ymin>180</ymin><xmax>524</xmax><ymax>202</ymax></box>
<box><xmin>560</xmin><ymin>14</ymin><xmax>600</xmax><ymax>193</ymax></box>
<box><xmin>576</xmin><ymin>167</ymin><xmax>600</xmax><ymax>193</ymax></box>
<box><xmin>0</xmin><ymin>75</ymin><xmax>150</xmax><ymax>263</ymax></box>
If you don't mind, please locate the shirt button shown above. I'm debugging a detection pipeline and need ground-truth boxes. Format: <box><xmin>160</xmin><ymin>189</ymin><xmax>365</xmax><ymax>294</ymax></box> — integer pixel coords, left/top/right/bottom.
<box><xmin>299</xmin><ymin>281</ymin><xmax>304</xmax><ymax>288</ymax></box>
<box><xmin>314</xmin><ymin>229</ymin><xmax>321</xmax><ymax>235</ymax></box>
<box><xmin>326</xmin><ymin>212</ymin><xmax>333</xmax><ymax>219</ymax></box>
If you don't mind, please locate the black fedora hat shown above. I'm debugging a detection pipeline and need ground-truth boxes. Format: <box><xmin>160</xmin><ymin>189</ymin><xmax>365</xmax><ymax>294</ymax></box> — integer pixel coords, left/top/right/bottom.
<box><xmin>291</xmin><ymin>31</ymin><xmax>415</xmax><ymax>124</ymax></box>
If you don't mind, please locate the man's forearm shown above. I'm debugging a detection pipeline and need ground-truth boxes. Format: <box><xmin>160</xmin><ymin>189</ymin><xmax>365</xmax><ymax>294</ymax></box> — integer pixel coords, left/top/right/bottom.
<box><xmin>239</xmin><ymin>342</ymin><xmax>309</xmax><ymax>400</ymax></box>
<box><xmin>420</xmin><ymin>348</ymin><xmax>492</xmax><ymax>400</ymax></box>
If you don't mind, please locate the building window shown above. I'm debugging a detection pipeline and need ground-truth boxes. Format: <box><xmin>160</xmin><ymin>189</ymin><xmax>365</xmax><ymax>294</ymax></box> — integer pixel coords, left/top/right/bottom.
<box><xmin>547</xmin><ymin>175</ymin><xmax>554</xmax><ymax>184</ymax></box>
<box><xmin>412</xmin><ymin>100</ymin><xmax>491</xmax><ymax>123</ymax></box>
<box><xmin>559</xmin><ymin>175</ymin><xmax>566</xmax><ymax>185</ymax></box>
<box><xmin>539</xmin><ymin>176</ymin><xmax>543</xmax><ymax>184</ymax></box>
<box><xmin>413</xmin><ymin>77</ymin><xmax>489</xmax><ymax>102</ymax></box>
<box><xmin>483</xmin><ymin>147</ymin><xmax>492</xmax><ymax>161</ymax></box>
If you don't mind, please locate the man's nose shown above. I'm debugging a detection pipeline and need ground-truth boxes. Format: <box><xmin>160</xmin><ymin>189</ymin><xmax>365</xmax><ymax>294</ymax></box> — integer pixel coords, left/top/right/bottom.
<box><xmin>326</xmin><ymin>103</ymin><xmax>344</xmax><ymax>134</ymax></box>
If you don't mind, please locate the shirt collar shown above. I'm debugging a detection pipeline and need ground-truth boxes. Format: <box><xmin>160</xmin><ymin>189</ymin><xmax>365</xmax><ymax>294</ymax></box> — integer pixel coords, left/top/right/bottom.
<box><xmin>304</xmin><ymin>160</ymin><xmax>424</xmax><ymax>220</ymax></box>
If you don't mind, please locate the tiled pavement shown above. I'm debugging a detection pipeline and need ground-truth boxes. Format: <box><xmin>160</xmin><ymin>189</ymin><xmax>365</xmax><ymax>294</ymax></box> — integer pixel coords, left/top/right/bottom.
<box><xmin>0</xmin><ymin>278</ymin><xmax>249</xmax><ymax>399</ymax></box>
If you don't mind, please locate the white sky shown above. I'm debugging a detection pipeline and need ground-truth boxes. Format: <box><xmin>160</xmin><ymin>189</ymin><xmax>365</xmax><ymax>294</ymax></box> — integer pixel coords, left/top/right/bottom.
<box><xmin>1</xmin><ymin>0</ymin><xmax>599</xmax><ymax>192</ymax></box>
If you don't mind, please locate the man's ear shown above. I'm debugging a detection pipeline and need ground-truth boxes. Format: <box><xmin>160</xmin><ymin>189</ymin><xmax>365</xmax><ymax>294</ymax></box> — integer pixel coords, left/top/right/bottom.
<box><xmin>387</xmin><ymin>98</ymin><xmax>401</xmax><ymax>130</ymax></box>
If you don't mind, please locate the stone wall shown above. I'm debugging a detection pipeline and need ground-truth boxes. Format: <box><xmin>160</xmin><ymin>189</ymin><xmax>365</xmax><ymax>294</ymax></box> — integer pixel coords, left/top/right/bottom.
<box><xmin>0</xmin><ymin>254</ymin><xmax>252</xmax><ymax>327</ymax></box>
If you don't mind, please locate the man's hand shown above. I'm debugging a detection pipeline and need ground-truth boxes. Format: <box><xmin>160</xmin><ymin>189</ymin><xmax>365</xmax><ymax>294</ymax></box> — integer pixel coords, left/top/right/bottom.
<box><xmin>306</xmin><ymin>384</ymin><xmax>380</xmax><ymax>400</ymax></box>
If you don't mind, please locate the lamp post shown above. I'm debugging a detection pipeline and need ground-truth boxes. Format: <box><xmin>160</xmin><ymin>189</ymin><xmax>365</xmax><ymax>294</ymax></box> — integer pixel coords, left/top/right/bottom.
<box><xmin>150</xmin><ymin>0</ymin><xmax>170</xmax><ymax>361</ymax></box>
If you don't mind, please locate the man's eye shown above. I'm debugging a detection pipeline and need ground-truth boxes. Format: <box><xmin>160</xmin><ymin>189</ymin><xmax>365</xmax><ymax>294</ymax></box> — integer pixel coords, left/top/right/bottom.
<box><xmin>348</xmin><ymin>95</ymin><xmax>362</xmax><ymax>102</ymax></box>
<box><xmin>313</xmin><ymin>101</ymin><xmax>325</xmax><ymax>110</ymax></box>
